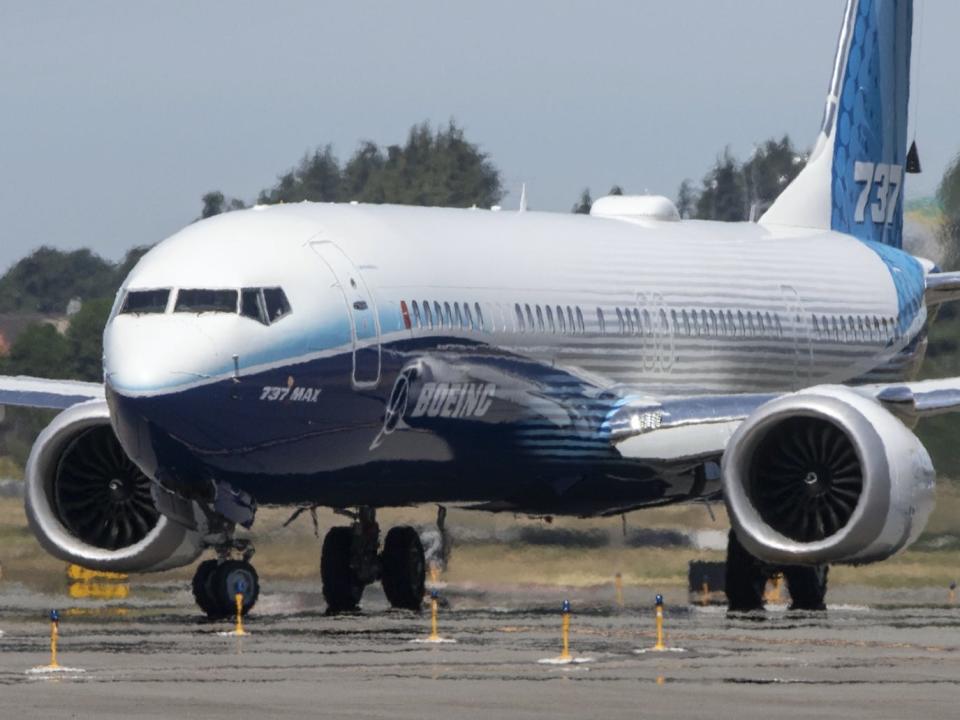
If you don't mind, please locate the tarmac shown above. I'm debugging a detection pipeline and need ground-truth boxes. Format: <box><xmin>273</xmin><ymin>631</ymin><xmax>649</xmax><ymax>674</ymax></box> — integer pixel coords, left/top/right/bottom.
<box><xmin>1</xmin><ymin>580</ymin><xmax>959</xmax><ymax>719</ymax></box>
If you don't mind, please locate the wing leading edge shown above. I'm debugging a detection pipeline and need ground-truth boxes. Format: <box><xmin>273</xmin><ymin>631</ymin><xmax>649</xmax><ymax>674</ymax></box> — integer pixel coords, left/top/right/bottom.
<box><xmin>0</xmin><ymin>375</ymin><xmax>105</xmax><ymax>410</ymax></box>
<box><xmin>609</xmin><ymin>378</ymin><xmax>960</xmax><ymax>464</ymax></box>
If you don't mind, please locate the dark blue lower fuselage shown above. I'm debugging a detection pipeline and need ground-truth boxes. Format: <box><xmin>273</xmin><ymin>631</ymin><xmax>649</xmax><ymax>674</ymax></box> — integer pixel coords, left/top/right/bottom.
<box><xmin>107</xmin><ymin>337</ymin><xmax>708</xmax><ymax>517</ymax></box>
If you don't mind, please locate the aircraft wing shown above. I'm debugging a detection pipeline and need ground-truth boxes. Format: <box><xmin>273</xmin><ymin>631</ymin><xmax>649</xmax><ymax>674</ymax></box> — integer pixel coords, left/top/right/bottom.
<box><xmin>607</xmin><ymin>379</ymin><xmax>960</xmax><ymax>463</ymax></box>
<box><xmin>926</xmin><ymin>272</ymin><xmax>960</xmax><ymax>307</ymax></box>
<box><xmin>0</xmin><ymin>375</ymin><xmax>105</xmax><ymax>410</ymax></box>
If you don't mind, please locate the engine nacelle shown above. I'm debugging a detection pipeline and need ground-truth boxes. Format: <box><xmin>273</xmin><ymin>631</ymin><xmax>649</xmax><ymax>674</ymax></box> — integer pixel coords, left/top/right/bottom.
<box><xmin>24</xmin><ymin>400</ymin><xmax>203</xmax><ymax>572</ymax></box>
<box><xmin>722</xmin><ymin>385</ymin><xmax>935</xmax><ymax>566</ymax></box>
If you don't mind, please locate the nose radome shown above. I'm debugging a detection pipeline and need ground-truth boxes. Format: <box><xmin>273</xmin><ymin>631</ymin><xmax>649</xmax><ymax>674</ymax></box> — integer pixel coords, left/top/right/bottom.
<box><xmin>104</xmin><ymin>316</ymin><xmax>220</xmax><ymax>395</ymax></box>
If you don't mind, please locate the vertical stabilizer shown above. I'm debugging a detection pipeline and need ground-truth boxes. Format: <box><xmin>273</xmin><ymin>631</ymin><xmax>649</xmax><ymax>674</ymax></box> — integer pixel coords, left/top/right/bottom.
<box><xmin>760</xmin><ymin>0</ymin><xmax>913</xmax><ymax>248</ymax></box>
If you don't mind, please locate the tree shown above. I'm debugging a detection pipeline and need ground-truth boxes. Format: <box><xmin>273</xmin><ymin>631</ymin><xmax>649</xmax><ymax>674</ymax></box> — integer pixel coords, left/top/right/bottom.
<box><xmin>66</xmin><ymin>297</ymin><xmax>113</xmax><ymax>381</ymax></box>
<box><xmin>696</xmin><ymin>149</ymin><xmax>747</xmax><ymax>221</ymax></box>
<box><xmin>937</xmin><ymin>154</ymin><xmax>960</xmax><ymax>270</ymax></box>
<box><xmin>742</xmin><ymin>136</ymin><xmax>806</xmax><ymax>218</ymax></box>
<box><xmin>0</xmin><ymin>247</ymin><xmax>116</xmax><ymax>313</ymax></box>
<box><xmin>676</xmin><ymin>179</ymin><xmax>698</xmax><ymax>219</ymax></box>
<box><xmin>249</xmin><ymin>121</ymin><xmax>503</xmax><ymax>210</ymax></box>
<box><xmin>0</xmin><ymin>323</ymin><xmax>71</xmax><ymax>379</ymax></box>
<box><xmin>572</xmin><ymin>189</ymin><xmax>592</xmax><ymax>214</ymax></box>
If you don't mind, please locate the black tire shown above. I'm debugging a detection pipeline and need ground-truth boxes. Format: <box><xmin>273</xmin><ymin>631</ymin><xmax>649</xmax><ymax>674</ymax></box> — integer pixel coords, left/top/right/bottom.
<box><xmin>783</xmin><ymin>564</ymin><xmax>829</xmax><ymax>611</ymax></box>
<box><xmin>381</xmin><ymin>526</ymin><xmax>426</xmax><ymax>611</ymax></box>
<box><xmin>725</xmin><ymin>529</ymin><xmax>768</xmax><ymax>612</ymax></box>
<box><xmin>191</xmin><ymin>559</ymin><xmax>222</xmax><ymax>619</ymax></box>
<box><xmin>211</xmin><ymin>560</ymin><xmax>260</xmax><ymax>618</ymax></box>
<box><xmin>321</xmin><ymin>526</ymin><xmax>364</xmax><ymax>613</ymax></box>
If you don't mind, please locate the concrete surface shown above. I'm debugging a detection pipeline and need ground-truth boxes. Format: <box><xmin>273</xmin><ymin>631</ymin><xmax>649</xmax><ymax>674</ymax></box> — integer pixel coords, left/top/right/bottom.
<box><xmin>1</xmin><ymin>580</ymin><xmax>959</xmax><ymax>719</ymax></box>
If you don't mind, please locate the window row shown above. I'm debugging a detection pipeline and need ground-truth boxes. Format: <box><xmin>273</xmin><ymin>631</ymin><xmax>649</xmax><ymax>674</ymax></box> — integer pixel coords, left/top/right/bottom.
<box><xmin>811</xmin><ymin>313</ymin><xmax>896</xmax><ymax>343</ymax></box>
<box><xmin>120</xmin><ymin>287</ymin><xmax>292</xmax><ymax>325</ymax></box>
<box><xmin>398</xmin><ymin>298</ymin><xmax>899</xmax><ymax>345</ymax></box>
<box><xmin>403</xmin><ymin>300</ymin><xmax>488</xmax><ymax>333</ymax></box>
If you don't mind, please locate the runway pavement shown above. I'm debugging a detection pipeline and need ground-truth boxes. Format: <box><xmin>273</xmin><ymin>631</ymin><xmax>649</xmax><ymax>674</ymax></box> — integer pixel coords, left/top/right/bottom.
<box><xmin>1</xmin><ymin>580</ymin><xmax>959</xmax><ymax>719</ymax></box>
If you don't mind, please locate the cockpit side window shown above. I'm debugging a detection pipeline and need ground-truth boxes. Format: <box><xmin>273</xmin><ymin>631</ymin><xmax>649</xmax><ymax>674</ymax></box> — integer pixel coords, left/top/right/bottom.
<box><xmin>175</xmin><ymin>289</ymin><xmax>238</xmax><ymax>314</ymax></box>
<box><xmin>263</xmin><ymin>287</ymin><xmax>292</xmax><ymax>322</ymax></box>
<box><xmin>241</xmin><ymin>288</ymin><xmax>267</xmax><ymax>324</ymax></box>
<box><xmin>120</xmin><ymin>289</ymin><xmax>170</xmax><ymax>315</ymax></box>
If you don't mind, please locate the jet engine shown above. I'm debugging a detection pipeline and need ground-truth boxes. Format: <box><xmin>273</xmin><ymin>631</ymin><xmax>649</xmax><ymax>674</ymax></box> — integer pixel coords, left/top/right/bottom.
<box><xmin>24</xmin><ymin>400</ymin><xmax>203</xmax><ymax>572</ymax></box>
<box><xmin>722</xmin><ymin>385</ymin><xmax>935</xmax><ymax>566</ymax></box>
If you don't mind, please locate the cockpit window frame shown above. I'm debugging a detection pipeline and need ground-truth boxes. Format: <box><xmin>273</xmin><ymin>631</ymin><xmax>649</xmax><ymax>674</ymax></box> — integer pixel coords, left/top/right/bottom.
<box><xmin>119</xmin><ymin>288</ymin><xmax>172</xmax><ymax>316</ymax></box>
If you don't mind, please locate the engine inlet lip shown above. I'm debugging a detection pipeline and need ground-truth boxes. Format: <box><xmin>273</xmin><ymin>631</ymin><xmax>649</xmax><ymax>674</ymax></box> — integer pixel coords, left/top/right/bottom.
<box><xmin>721</xmin><ymin>390</ymin><xmax>891</xmax><ymax>564</ymax></box>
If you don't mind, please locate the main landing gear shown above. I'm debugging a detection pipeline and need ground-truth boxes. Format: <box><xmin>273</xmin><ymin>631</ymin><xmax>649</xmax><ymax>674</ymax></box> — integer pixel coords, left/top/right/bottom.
<box><xmin>321</xmin><ymin>507</ymin><xmax>426</xmax><ymax>614</ymax></box>
<box><xmin>192</xmin><ymin>537</ymin><xmax>260</xmax><ymax>620</ymax></box>
<box><xmin>724</xmin><ymin>530</ymin><xmax>828</xmax><ymax>612</ymax></box>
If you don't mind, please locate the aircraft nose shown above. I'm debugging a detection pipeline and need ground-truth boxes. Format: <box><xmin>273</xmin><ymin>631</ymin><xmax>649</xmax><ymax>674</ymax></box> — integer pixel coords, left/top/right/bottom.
<box><xmin>104</xmin><ymin>316</ymin><xmax>220</xmax><ymax>396</ymax></box>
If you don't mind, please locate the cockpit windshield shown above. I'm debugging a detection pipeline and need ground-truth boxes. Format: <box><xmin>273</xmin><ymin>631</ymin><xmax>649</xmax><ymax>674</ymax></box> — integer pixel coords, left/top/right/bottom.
<box><xmin>120</xmin><ymin>289</ymin><xmax>170</xmax><ymax>315</ymax></box>
<box><xmin>174</xmin><ymin>289</ymin><xmax>238</xmax><ymax>314</ymax></box>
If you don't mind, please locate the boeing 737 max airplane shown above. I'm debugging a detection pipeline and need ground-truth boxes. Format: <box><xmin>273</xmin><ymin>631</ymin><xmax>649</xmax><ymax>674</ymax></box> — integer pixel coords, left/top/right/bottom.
<box><xmin>2</xmin><ymin>0</ymin><xmax>957</xmax><ymax>615</ymax></box>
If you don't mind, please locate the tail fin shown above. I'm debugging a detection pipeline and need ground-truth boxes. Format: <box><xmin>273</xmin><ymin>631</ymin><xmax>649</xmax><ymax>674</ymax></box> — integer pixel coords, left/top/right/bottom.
<box><xmin>760</xmin><ymin>0</ymin><xmax>913</xmax><ymax>248</ymax></box>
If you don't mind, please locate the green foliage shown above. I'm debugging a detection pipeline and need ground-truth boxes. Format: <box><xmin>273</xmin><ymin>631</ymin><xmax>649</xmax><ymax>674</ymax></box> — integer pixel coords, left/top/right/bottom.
<box><xmin>684</xmin><ymin>136</ymin><xmax>806</xmax><ymax>222</ymax></box>
<box><xmin>253</xmin><ymin>122</ymin><xmax>503</xmax><ymax>210</ymax></box>
<box><xmin>695</xmin><ymin>148</ymin><xmax>748</xmax><ymax>221</ymax></box>
<box><xmin>65</xmin><ymin>297</ymin><xmax>113</xmax><ymax>381</ymax></box>
<box><xmin>0</xmin><ymin>323</ymin><xmax>71</xmax><ymax>379</ymax></box>
<box><xmin>937</xmin><ymin>154</ymin><xmax>960</xmax><ymax>270</ymax></box>
<box><xmin>0</xmin><ymin>247</ymin><xmax>117</xmax><ymax>314</ymax></box>
<box><xmin>571</xmin><ymin>189</ymin><xmax>592</xmax><ymax>214</ymax></box>
<box><xmin>676</xmin><ymin>180</ymin><xmax>697</xmax><ymax>219</ymax></box>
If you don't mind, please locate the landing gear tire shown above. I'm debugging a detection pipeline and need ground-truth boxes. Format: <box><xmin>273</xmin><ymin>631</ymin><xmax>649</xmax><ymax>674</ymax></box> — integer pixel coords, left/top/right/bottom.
<box><xmin>783</xmin><ymin>564</ymin><xmax>828</xmax><ymax>611</ymax></box>
<box><xmin>321</xmin><ymin>526</ymin><xmax>364</xmax><ymax>613</ymax></box>
<box><xmin>192</xmin><ymin>559</ymin><xmax>221</xmax><ymax>619</ymax></box>
<box><xmin>192</xmin><ymin>559</ymin><xmax>260</xmax><ymax>619</ymax></box>
<box><xmin>725</xmin><ymin>529</ymin><xmax>768</xmax><ymax>613</ymax></box>
<box><xmin>381</xmin><ymin>526</ymin><xmax>426</xmax><ymax>611</ymax></box>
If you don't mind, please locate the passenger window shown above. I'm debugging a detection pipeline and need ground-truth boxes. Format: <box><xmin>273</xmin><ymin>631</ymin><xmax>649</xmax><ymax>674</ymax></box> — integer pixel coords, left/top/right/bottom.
<box><xmin>596</xmin><ymin>308</ymin><xmax>605</xmax><ymax>335</ymax></box>
<box><xmin>475</xmin><ymin>303</ymin><xmax>485</xmax><ymax>332</ymax></box>
<box><xmin>515</xmin><ymin>304</ymin><xmax>525</xmax><ymax>333</ymax></box>
<box><xmin>241</xmin><ymin>288</ymin><xmax>266</xmax><ymax>324</ymax></box>
<box><xmin>546</xmin><ymin>305</ymin><xmax>555</xmax><ymax>333</ymax></box>
<box><xmin>737</xmin><ymin>311</ymin><xmax>746</xmax><ymax>336</ymax></box>
<box><xmin>434</xmin><ymin>302</ymin><xmax>444</xmax><ymax>328</ymax></box>
<box><xmin>536</xmin><ymin>305</ymin><xmax>545</xmax><ymax>332</ymax></box>
<box><xmin>625</xmin><ymin>308</ymin><xmax>635</xmax><ymax>335</ymax></box>
<box><xmin>176</xmin><ymin>288</ymin><xmax>239</xmax><ymax>314</ymax></box>
<box><xmin>262</xmin><ymin>288</ymin><xmax>291</xmax><ymax>322</ymax></box>
<box><xmin>525</xmin><ymin>304</ymin><xmax>536</xmax><ymax>332</ymax></box>
<box><xmin>774</xmin><ymin>314</ymin><xmax>783</xmax><ymax>338</ymax></box>
<box><xmin>454</xmin><ymin>302</ymin><xmax>463</xmax><ymax>328</ymax></box>
<box><xmin>412</xmin><ymin>301</ymin><xmax>422</xmax><ymax>328</ymax></box>
<box><xmin>709</xmin><ymin>310</ymin><xmax>717</xmax><ymax>335</ymax></box>
<box><xmin>681</xmin><ymin>310</ymin><xmax>690</xmax><ymax>336</ymax></box>
<box><xmin>812</xmin><ymin>315</ymin><xmax>820</xmax><ymax>338</ymax></box>
<box><xmin>700</xmin><ymin>310</ymin><xmax>708</xmax><ymax>336</ymax></box>
<box><xmin>443</xmin><ymin>302</ymin><xmax>453</xmax><ymax>328</ymax></box>
<box><xmin>557</xmin><ymin>306</ymin><xmax>566</xmax><ymax>334</ymax></box>
<box><xmin>121</xmin><ymin>288</ymin><xmax>170</xmax><ymax>315</ymax></box>
<box><xmin>424</xmin><ymin>301</ymin><xmax>434</xmax><ymax>329</ymax></box>
<box><xmin>464</xmin><ymin>303</ymin><xmax>474</xmax><ymax>330</ymax></box>
<box><xmin>642</xmin><ymin>309</ymin><xmax>651</xmax><ymax>335</ymax></box>
<box><xmin>567</xmin><ymin>307</ymin><xmax>575</xmax><ymax>334</ymax></box>
<box><xmin>671</xmin><ymin>309</ymin><xmax>679</xmax><ymax>334</ymax></box>
<box><xmin>575</xmin><ymin>307</ymin><xmax>585</xmax><ymax>334</ymax></box>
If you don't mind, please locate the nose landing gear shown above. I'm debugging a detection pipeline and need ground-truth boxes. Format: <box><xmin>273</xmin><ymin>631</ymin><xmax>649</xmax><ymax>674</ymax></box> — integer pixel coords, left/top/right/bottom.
<box><xmin>191</xmin><ymin>536</ymin><xmax>260</xmax><ymax>620</ymax></box>
<box><xmin>320</xmin><ymin>507</ymin><xmax>426</xmax><ymax>614</ymax></box>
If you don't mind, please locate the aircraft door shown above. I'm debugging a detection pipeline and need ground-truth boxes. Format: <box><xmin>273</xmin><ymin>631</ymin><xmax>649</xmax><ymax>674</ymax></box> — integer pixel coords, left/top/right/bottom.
<box><xmin>310</xmin><ymin>241</ymin><xmax>381</xmax><ymax>388</ymax></box>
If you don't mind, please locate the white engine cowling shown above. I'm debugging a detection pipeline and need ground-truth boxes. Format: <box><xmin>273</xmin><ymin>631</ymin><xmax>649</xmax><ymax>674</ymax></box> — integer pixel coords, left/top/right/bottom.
<box><xmin>722</xmin><ymin>385</ymin><xmax>935</xmax><ymax>566</ymax></box>
<box><xmin>24</xmin><ymin>400</ymin><xmax>203</xmax><ymax>572</ymax></box>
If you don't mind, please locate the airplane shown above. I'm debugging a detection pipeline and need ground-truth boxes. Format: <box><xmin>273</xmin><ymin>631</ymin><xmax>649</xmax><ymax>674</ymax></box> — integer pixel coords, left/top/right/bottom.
<box><xmin>2</xmin><ymin>0</ymin><xmax>955</xmax><ymax>617</ymax></box>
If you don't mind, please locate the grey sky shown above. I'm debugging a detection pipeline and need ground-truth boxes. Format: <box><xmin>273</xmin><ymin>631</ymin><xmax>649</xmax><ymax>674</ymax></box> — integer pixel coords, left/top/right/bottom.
<box><xmin>1</xmin><ymin>1</ymin><xmax>957</xmax><ymax>272</ymax></box>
